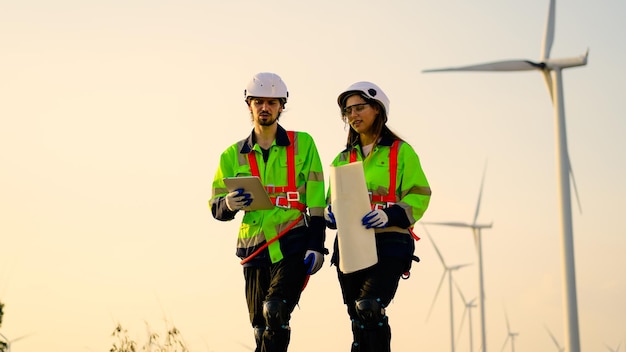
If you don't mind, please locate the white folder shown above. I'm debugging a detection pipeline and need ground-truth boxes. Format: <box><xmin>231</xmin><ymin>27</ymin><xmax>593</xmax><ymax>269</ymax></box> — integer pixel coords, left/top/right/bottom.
<box><xmin>330</xmin><ymin>162</ymin><xmax>378</xmax><ymax>274</ymax></box>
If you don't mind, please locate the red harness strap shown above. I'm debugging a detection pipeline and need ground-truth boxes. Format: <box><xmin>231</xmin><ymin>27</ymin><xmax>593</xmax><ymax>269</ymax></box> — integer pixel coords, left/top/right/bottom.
<box><xmin>247</xmin><ymin>131</ymin><xmax>306</xmax><ymax>211</ymax></box>
<box><xmin>350</xmin><ymin>141</ymin><xmax>420</xmax><ymax>242</ymax></box>
<box><xmin>350</xmin><ymin>140</ymin><xmax>399</xmax><ymax>206</ymax></box>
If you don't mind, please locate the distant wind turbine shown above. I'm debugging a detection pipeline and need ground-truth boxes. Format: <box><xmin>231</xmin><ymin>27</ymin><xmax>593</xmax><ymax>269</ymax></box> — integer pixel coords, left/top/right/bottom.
<box><xmin>424</xmin><ymin>226</ymin><xmax>471</xmax><ymax>352</ymax></box>
<box><xmin>423</xmin><ymin>162</ymin><xmax>491</xmax><ymax>352</ymax></box>
<box><xmin>455</xmin><ymin>280</ymin><xmax>477</xmax><ymax>352</ymax></box>
<box><xmin>500</xmin><ymin>310</ymin><xmax>518</xmax><ymax>352</ymax></box>
<box><xmin>545</xmin><ymin>325</ymin><xmax>565</xmax><ymax>352</ymax></box>
<box><xmin>422</xmin><ymin>1</ymin><xmax>587</xmax><ymax>351</ymax></box>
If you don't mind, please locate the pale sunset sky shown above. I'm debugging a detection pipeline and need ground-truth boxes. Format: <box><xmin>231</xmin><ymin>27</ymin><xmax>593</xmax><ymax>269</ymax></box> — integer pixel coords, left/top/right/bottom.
<box><xmin>1</xmin><ymin>0</ymin><xmax>625</xmax><ymax>351</ymax></box>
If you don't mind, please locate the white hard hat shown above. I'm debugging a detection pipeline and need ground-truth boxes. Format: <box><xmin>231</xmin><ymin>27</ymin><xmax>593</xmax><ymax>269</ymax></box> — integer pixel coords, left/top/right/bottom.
<box><xmin>244</xmin><ymin>72</ymin><xmax>289</xmax><ymax>102</ymax></box>
<box><xmin>337</xmin><ymin>81</ymin><xmax>390</xmax><ymax>119</ymax></box>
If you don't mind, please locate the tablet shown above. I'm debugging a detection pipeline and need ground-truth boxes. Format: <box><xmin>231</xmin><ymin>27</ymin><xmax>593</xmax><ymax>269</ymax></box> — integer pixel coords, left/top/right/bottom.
<box><xmin>223</xmin><ymin>176</ymin><xmax>274</xmax><ymax>210</ymax></box>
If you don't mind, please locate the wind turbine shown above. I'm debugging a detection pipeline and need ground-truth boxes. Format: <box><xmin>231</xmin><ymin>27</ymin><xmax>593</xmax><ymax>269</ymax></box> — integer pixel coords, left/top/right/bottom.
<box><xmin>423</xmin><ymin>162</ymin><xmax>491</xmax><ymax>352</ymax></box>
<box><xmin>422</xmin><ymin>1</ymin><xmax>587</xmax><ymax>351</ymax></box>
<box><xmin>455</xmin><ymin>280</ymin><xmax>477</xmax><ymax>352</ymax></box>
<box><xmin>424</xmin><ymin>226</ymin><xmax>471</xmax><ymax>352</ymax></box>
<box><xmin>500</xmin><ymin>310</ymin><xmax>518</xmax><ymax>352</ymax></box>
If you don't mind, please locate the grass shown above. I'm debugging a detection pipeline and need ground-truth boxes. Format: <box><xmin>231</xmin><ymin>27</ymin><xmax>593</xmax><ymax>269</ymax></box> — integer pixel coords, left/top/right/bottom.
<box><xmin>110</xmin><ymin>322</ymin><xmax>189</xmax><ymax>352</ymax></box>
<box><xmin>2</xmin><ymin>299</ymin><xmax>189</xmax><ymax>352</ymax></box>
<box><xmin>0</xmin><ymin>301</ymin><xmax>7</xmax><ymax>352</ymax></box>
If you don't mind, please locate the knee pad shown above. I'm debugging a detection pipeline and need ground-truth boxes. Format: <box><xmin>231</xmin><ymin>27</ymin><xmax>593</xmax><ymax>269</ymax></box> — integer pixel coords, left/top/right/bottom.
<box><xmin>263</xmin><ymin>299</ymin><xmax>289</xmax><ymax>330</ymax></box>
<box><xmin>253</xmin><ymin>326</ymin><xmax>264</xmax><ymax>344</ymax></box>
<box><xmin>355</xmin><ymin>298</ymin><xmax>386</xmax><ymax>327</ymax></box>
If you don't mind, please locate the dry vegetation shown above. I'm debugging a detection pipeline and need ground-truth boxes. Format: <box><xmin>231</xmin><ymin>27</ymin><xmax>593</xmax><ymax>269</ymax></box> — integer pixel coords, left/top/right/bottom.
<box><xmin>0</xmin><ymin>301</ymin><xmax>7</xmax><ymax>352</ymax></box>
<box><xmin>110</xmin><ymin>322</ymin><xmax>189</xmax><ymax>352</ymax></box>
<box><xmin>1</xmin><ymin>301</ymin><xmax>188</xmax><ymax>352</ymax></box>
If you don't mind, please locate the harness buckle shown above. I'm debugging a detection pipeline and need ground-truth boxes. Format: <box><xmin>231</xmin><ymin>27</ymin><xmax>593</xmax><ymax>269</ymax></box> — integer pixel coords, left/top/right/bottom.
<box><xmin>266</xmin><ymin>184</ymin><xmax>275</xmax><ymax>194</ymax></box>
<box><xmin>286</xmin><ymin>191</ymin><xmax>300</xmax><ymax>202</ymax></box>
<box><xmin>275</xmin><ymin>196</ymin><xmax>290</xmax><ymax>209</ymax></box>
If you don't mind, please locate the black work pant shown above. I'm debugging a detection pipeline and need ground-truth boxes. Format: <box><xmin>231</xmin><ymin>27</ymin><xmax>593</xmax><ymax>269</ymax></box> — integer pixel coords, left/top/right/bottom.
<box><xmin>244</xmin><ymin>253</ymin><xmax>308</xmax><ymax>352</ymax></box>
<box><xmin>337</xmin><ymin>256</ymin><xmax>409</xmax><ymax>352</ymax></box>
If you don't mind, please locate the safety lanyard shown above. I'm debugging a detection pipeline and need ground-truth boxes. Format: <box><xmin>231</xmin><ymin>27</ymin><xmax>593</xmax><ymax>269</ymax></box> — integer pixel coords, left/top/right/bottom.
<box><xmin>247</xmin><ymin>131</ymin><xmax>305</xmax><ymax>211</ymax></box>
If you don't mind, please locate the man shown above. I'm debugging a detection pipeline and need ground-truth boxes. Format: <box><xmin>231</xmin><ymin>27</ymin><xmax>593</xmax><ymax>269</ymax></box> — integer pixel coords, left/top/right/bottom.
<box><xmin>209</xmin><ymin>72</ymin><xmax>327</xmax><ymax>352</ymax></box>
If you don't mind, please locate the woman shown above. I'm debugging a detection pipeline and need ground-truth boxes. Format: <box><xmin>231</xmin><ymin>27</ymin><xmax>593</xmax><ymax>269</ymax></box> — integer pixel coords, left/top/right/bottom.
<box><xmin>326</xmin><ymin>81</ymin><xmax>431</xmax><ymax>352</ymax></box>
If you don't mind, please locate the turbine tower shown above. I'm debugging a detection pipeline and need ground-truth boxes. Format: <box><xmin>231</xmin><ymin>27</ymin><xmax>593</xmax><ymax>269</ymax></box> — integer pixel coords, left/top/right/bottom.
<box><xmin>455</xmin><ymin>280</ymin><xmax>477</xmax><ymax>352</ymax></box>
<box><xmin>425</xmin><ymin>227</ymin><xmax>471</xmax><ymax>352</ymax></box>
<box><xmin>422</xmin><ymin>1</ymin><xmax>587</xmax><ymax>351</ymax></box>
<box><xmin>423</xmin><ymin>163</ymin><xmax>491</xmax><ymax>352</ymax></box>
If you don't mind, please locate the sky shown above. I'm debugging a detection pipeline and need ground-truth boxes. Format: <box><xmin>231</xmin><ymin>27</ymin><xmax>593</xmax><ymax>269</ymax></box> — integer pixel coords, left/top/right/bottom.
<box><xmin>1</xmin><ymin>0</ymin><xmax>625</xmax><ymax>351</ymax></box>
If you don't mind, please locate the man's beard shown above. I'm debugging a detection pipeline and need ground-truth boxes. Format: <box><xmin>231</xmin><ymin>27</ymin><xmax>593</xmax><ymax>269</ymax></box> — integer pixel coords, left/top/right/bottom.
<box><xmin>258</xmin><ymin>114</ymin><xmax>277</xmax><ymax>126</ymax></box>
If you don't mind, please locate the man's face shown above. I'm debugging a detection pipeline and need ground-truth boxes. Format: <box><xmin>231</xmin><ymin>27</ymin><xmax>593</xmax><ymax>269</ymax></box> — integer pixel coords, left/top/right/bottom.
<box><xmin>248</xmin><ymin>97</ymin><xmax>282</xmax><ymax>126</ymax></box>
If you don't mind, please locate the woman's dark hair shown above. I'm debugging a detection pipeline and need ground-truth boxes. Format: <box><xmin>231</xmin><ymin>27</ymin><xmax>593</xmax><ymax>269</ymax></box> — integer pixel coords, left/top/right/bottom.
<box><xmin>341</xmin><ymin>93</ymin><xmax>402</xmax><ymax>149</ymax></box>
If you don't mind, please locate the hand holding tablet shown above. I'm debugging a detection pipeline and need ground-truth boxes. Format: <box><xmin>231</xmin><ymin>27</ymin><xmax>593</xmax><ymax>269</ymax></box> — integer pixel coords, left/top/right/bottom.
<box><xmin>223</xmin><ymin>176</ymin><xmax>274</xmax><ymax>210</ymax></box>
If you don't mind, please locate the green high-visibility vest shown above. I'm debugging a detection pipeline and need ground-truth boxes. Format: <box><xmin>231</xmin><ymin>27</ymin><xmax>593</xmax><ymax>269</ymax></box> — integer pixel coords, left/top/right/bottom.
<box><xmin>211</xmin><ymin>127</ymin><xmax>325</xmax><ymax>263</ymax></box>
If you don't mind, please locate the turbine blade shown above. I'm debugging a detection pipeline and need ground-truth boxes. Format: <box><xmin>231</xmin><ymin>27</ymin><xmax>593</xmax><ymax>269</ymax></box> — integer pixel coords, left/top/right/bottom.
<box><xmin>454</xmin><ymin>279</ymin><xmax>468</xmax><ymax>304</ymax></box>
<box><xmin>456</xmin><ymin>305</ymin><xmax>468</xmax><ymax>344</ymax></box>
<box><xmin>423</xmin><ymin>60</ymin><xmax>543</xmax><ymax>72</ymax></box>
<box><xmin>427</xmin><ymin>270</ymin><xmax>448</xmax><ymax>322</ymax></box>
<box><xmin>451</xmin><ymin>263</ymin><xmax>473</xmax><ymax>271</ymax></box>
<box><xmin>504</xmin><ymin>309</ymin><xmax>511</xmax><ymax>332</ymax></box>
<box><xmin>542</xmin><ymin>69</ymin><xmax>555</xmax><ymax>103</ymax></box>
<box><xmin>422</xmin><ymin>221</ymin><xmax>473</xmax><ymax>228</ymax></box>
<box><xmin>421</xmin><ymin>223</ymin><xmax>432</xmax><ymax>237</ymax></box>
<box><xmin>473</xmin><ymin>161</ymin><xmax>488</xmax><ymax>225</ymax></box>
<box><xmin>544</xmin><ymin>325</ymin><xmax>561</xmax><ymax>349</ymax></box>
<box><xmin>500</xmin><ymin>335</ymin><xmax>511</xmax><ymax>352</ymax></box>
<box><xmin>9</xmin><ymin>333</ymin><xmax>32</xmax><ymax>343</ymax></box>
<box><xmin>567</xmin><ymin>152</ymin><xmax>583</xmax><ymax>214</ymax></box>
<box><xmin>426</xmin><ymin>230</ymin><xmax>447</xmax><ymax>267</ymax></box>
<box><xmin>541</xmin><ymin>0</ymin><xmax>556</xmax><ymax>60</ymax></box>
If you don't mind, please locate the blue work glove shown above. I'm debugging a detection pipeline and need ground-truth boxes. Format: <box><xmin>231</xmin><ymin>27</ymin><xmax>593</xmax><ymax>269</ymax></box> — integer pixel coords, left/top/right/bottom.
<box><xmin>362</xmin><ymin>209</ymin><xmax>389</xmax><ymax>229</ymax></box>
<box><xmin>304</xmin><ymin>250</ymin><xmax>324</xmax><ymax>275</ymax></box>
<box><xmin>225</xmin><ymin>188</ymin><xmax>252</xmax><ymax>211</ymax></box>
<box><xmin>324</xmin><ymin>204</ymin><xmax>337</xmax><ymax>229</ymax></box>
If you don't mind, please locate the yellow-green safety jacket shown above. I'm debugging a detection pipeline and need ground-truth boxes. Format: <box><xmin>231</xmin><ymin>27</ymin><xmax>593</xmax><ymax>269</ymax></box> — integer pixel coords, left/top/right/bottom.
<box><xmin>210</xmin><ymin>125</ymin><xmax>326</xmax><ymax>266</ymax></box>
<box><xmin>329</xmin><ymin>136</ymin><xmax>431</xmax><ymax>260</ymax></box>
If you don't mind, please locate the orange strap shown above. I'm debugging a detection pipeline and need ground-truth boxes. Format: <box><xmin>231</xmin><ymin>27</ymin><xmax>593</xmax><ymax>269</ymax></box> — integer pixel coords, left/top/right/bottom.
<box><xmin>239</xmin><ymin>214</ymin><xmax>304</xmax><ymax>265</ymax></box>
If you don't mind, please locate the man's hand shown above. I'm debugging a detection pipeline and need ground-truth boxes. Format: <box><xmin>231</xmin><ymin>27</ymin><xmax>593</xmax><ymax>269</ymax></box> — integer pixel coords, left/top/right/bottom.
<box><xmin>225</xmin><ymin>188</ymin><xmax>252</xmax><ymax>211</ymax></box>
<box><xmin>304</xmin><ymin>250</ymin><xmax>324</xmax><ymax>275</ymax></box>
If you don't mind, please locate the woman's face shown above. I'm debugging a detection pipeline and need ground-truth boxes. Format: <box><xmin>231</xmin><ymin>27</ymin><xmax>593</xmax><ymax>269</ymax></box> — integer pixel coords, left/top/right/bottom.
<box><xmin>343</xmin><ymin>95</ymin><xmax>379</xmax><ymax>135</ymax></box>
